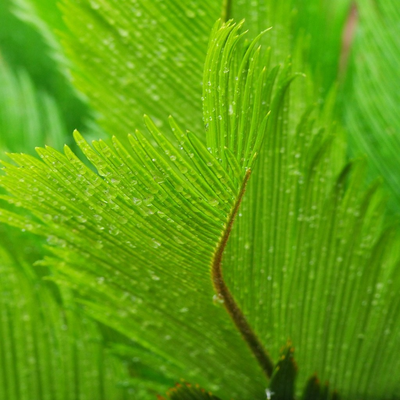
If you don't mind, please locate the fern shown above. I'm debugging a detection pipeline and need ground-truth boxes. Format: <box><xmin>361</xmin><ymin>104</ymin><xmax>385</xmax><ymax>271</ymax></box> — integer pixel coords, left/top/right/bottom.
<box><xmin>1</xmin><ymin>1</ymin><xmax>400</xmax><ymax>400</ymax></box>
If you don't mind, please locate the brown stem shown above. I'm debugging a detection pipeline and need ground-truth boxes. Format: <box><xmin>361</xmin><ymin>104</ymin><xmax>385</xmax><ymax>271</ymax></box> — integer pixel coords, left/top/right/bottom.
<box><xmin>211</xmin><ymin>169</ymin><xmax>274</xmax><ymax>379</ymax></box>
<box><xmin>339</xmin><ymin>2</ymin><xmax>358</xmax><ymax>79</ymax></box>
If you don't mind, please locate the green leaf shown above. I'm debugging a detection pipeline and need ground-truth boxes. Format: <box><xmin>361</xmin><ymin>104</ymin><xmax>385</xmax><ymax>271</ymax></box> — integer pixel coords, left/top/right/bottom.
<box><xmin>2</xmin><ymin>4</ymin><xmax>400</xmax><ymax>400</ymax></box>
<box><xmin>0</xmin><ymin>61</ymin><xmax>68</xmax><ymax>153</ymax></box>
<box><xmin>58</xmin><ymin>0</ymin><xmax>346</xmax><ymax>139</ymax></box>
<box><xmin>224</xmin><ymin>96</ymin><xmax>400</xmax><ymax>395</ymax></box>
<box><xmin>302</xmin><ymin>375</ymin><xmax>339</xmax><ymax>400</ymax></box>
<box><xmin>0</xmin><ymin>22</ymin><xmax>278</xmax><ymax>399</ymax></box>
<box><xmin>269</xmin><ymin>345</ymin><xmax>297</xmax><ymax>400</ymax></box>
<box><xmin>342</xmin><ymin>1</ymin><xmax>400</xmax><ymax>213</ymax></box>
<box><xmin>0</xmin><ymin>231</ymin><xmax>141</xmax><ymax>400</ymax></box>
<box><xmin>59</xmin><ymin>0</ymin><xmax>221</xmax><ymax>138</ymax></box>
<box><xmin>0</xmin><ymin>0</ymin><xmax>90</xmax><ymax>134</ymax></box>
<box><xmin>267</xmin><ymin>345</ymin><xmax>339</xmax><ymax>400</ymax></box>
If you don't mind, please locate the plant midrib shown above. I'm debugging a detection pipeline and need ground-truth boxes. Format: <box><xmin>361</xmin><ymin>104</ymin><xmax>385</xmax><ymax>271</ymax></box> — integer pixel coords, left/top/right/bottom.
<box><xmin>211</xmin><ymin>168</ymin><xmax>274</xmax><ymax>380</ymax></box>
<box><xmin>221</xmin><ymin>0</ymin><xmax>233</xmax><ymax>22</ymax></box>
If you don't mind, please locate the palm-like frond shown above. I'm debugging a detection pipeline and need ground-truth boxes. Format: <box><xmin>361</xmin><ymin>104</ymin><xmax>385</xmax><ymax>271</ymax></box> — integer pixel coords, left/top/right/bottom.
<box><xmin>0</xmin><ymin>231</ymin><xmax>143</xmax><ymax>400</ymax></box>
<box><xmin>0</xmin><ymin>23</ymin><xmax>277</xmax><ymax>399</ymax></box>
<box><xmin>59</xmin><ymin>0</ymin><xmax>222</xmax><ymax>137</ymax></box>
<box><xmin>342</xmin><ymin>0</ymin><xmax>400</xmax><ymax>213</ymax></box>
<box><xmin>1</xmin><ymin>17</ymin><xmax>400</xmax><ymax>400</ymax></box>
<box><xmin>1</xmin><ymin>0</ymin><xmax>400</xmax><ymax>398</ymax></box>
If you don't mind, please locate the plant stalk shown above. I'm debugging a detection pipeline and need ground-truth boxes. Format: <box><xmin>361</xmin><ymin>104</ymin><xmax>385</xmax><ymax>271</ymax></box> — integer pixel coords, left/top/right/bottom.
<box><xmin>221</xmin><ymin>0</ymin><xmax>232</xmax><ymax>22</ymax></box>
<box><xmin>211</xmin><ymin>169</ymin><xmax>274</xmax><ymax>379</ymax></box>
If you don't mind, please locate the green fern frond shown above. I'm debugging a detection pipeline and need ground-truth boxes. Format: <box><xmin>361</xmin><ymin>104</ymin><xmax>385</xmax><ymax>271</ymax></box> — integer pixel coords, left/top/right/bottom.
<box><xmin>1</xmin><ymin>13</ymin><xmax>400</xmax><ymax>400</ymax></box>
<box><xmin>0</xmin><ymin>22</ymin><xmax>279</xmax><ymax>399</ymax></box>
<box><xmin>59</xmin><ymin>0</ymin><xmax>221</xmax><ymax>137</ymax></box>
<box><xmin>0</xmin><ymin>234</ymin><xmax>144</xmax><ymax>400</ymax></box>
<box><xmin>342</xmin><ymin>0</ymin><xmax>400</xmax><ymax>214</ymax></box>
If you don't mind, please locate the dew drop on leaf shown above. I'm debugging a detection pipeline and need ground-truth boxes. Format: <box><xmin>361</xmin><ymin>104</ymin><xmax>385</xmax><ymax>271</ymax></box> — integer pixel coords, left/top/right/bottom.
<box><xmin>209</xmin><ymin>198</ymin><xmax>219</xmax><ymax>207</ymax></box>
<box><xmin>213</xmin><ymin>294</ymin><xmax>224</xmax><ymax>305</ymax></box>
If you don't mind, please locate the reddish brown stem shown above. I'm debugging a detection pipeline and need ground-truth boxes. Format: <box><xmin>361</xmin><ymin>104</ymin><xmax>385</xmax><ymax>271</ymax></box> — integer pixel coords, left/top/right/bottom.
<box><xmin>211</xmin><ymin>169</ymin><xmax>274</xmax><ymax>379</ymax></box>
<box><xmin>339</xmin><ymin>2</ymin><xmax>358</xmax><ymax>78</ymax></box>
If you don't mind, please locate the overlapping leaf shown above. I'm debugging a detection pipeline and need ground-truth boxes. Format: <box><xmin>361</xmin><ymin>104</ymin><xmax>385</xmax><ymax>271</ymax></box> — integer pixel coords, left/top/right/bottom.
<box><xmin>1</xmin><ymin>1</ymin><xmax>400</xmax><ymax>399</ymax></box>
<box><xmin>0</xmin><ymin>61</ymin><xmax>68</xmax><ymax>153</ymax></box>
<box><xmin>342</xmin><ymin>0</ymin><xmax>400</xmax><ymax>213</ymax></box>
<box><xmin>59</xmin><ymin>0</ymin><xmax>221</xmax><ymax>137</ymax></box>
<box><xmin>0</xmin><ymin>23</ymin><xmax>279</xmax><ymax>399</ymax></box>
<box><xmin>222</xmin><ymin>44</ymin><xmax>400</xmax><ymax>397</ymax></box>
<box><xmin>59</xmin><ymin>0</ymin><xmax>352</xmax><ymax>143</ymax></box>
<box><xmin>0</xmin><ymin>232</ymin><xmax>142</xmax><ymax>400</ymax></box>
<box><xmin>1</xmin><ymin>0</ymin><xmax>90</xmax><ymax>135</ymax></box>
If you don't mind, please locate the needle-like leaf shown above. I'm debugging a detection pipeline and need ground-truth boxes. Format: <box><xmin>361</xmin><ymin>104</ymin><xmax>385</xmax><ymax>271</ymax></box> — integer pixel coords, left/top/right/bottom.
<box><xmin>0</xmin><ymin>22</ymin><xmax>279</xmax><ymax>399</ymax></box>
<box><xmin>1</xmin><ymin>3</ymin><xmax>400</xmax><ymax>400</ymax></box>
<box><xmin>0</xmin><ymin>231</ymin><xmax>142</xmax><ymax>400</ymax></box>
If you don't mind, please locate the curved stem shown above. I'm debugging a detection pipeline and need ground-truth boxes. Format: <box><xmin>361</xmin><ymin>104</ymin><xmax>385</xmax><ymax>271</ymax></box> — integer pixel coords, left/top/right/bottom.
<box><xmin>211</xmin><ymin>169</ymin><xmax>274</xmax><ymax>379</ymax></box>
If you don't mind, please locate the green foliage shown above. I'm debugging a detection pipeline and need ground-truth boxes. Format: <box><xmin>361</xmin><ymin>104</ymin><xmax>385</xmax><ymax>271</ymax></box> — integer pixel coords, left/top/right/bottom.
<box><xmin>0</xmin><ymin>230</ymin><xmax>141</xmax><ymax>400</ymax></box>
<box><xmin>0</xmin><ymin>0</ymin><xmax>89</xmax><ymax>135</ymax></box>
<box><xmin>1</xmin><ymin>1</ymin><xmax>400</xmax><ymax>400</ymax></box>
<box><xmin>0</xmin><ymin>61</ymin><xmax>67</xmax><ymax>153</ymax></box>
<box><xmin>59</xmin><ymin>0</ymin><xmax>220</xmax><ymax>137</ymax></box>
<box><xmin>268</xmin><ymin>345</ymin><xmax>339</xmax><ymax>400</ymax></box>
<box><xmin>0</xmin><ymin>24</ymin><xmax>279</xmax><ymax>398</ymax></box>
<box><xmin>341</xmin><ymin>1</ymin><xmax>400</xmax><ymax>213</ymax></box>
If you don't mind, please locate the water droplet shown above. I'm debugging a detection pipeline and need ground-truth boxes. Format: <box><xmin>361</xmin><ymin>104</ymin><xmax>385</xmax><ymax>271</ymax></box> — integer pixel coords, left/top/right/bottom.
<box><xmin>209</xmin><ymin>198</ymin><xmax>219</xmax><ymax>207</ymax></box>
<box><xmin>151</xmin><ymin>239</ymin><xmax>161</xmax><ymax>248</ymax></box>
<box><xmin>93</xmin><ymin>214</ymin><xmax>103</xmax><ymax>221</ymax></box>
<box><xmin>213</xmin><ymin>294</ymin><xmax>224</xmax><ymax>305</ymax></box>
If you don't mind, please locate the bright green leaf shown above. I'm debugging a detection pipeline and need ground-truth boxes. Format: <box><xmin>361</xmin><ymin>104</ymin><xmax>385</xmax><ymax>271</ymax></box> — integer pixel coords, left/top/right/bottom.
<box><xmin>0</xmin><ymin>231</ymin><xmax>142</xmax><ymax>400</ymax></box>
